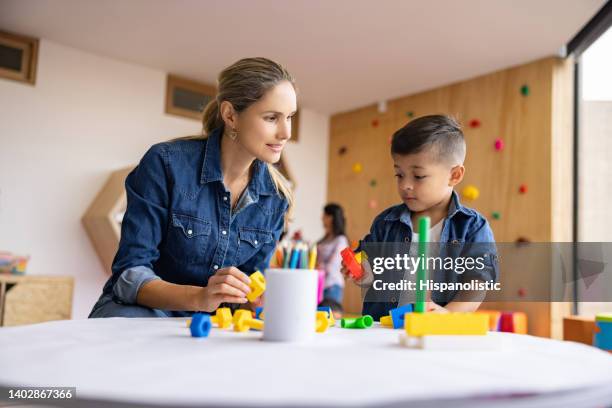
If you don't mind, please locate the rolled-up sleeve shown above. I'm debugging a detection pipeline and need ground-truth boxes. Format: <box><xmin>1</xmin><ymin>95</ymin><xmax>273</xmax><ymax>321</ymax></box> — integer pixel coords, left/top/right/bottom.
<box><xmin>110</xmin><ymin>144</ymin><xmax>170</xmax><ymax>303</ymax></box>
<box><xmin>113</xmin><ymin>266</ymin><xmax>161</xmax><ymax>304</ymax></box>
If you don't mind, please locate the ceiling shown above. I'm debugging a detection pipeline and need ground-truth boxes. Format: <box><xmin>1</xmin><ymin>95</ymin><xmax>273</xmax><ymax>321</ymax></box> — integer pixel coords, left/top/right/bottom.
<box><xmin>0</xmin><ymin>0</ymin><xmax>606</xmax><ymax>114</ymax></box>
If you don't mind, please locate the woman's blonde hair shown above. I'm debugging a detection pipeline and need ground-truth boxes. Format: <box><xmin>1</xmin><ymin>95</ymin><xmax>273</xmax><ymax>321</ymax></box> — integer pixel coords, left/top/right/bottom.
<box><xmin>199</xmin><ymin>57</ymin><xmax>295</xmax><ymax>227</ymax></box>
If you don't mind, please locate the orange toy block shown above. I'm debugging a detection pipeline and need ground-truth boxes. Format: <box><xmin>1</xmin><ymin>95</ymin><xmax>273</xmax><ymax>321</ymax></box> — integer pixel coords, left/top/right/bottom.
<box><xmin>563</xmin><ymin>316</ymin><xmax>596</xmax><ymax>346</ymax></box>
<box><xmin>340</xmin><ymin>247</ymin><xmax>363</xmax><ymax>280</ymax></box>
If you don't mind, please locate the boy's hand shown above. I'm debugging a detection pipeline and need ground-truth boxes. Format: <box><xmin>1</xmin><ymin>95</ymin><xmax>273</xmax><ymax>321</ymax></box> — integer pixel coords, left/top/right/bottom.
<box><xmin>426</xmin><ymin>301</ymin><xmax>449</xmax><ymax>313</ymax></box>
<box><xmin>341</xmin><ymin>259</ymin><xmax>374</xmax><ymax>287</ymax></box>
<box><xmin>340</xmin><ymin>261</ymin><xmax>358</xmax><ymax>284</ymax></box>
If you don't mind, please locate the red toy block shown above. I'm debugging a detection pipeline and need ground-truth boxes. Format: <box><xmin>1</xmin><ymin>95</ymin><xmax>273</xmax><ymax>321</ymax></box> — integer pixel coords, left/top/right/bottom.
<box><xmin>341</xmin><ymin>247</ymin><xmax>363</xmax><ymax>280</ymax></box>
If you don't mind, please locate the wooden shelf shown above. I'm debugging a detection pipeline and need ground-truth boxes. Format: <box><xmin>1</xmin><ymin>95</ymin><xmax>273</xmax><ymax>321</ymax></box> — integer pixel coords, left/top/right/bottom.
<box><xmin>0</xmin><ymin>275</ymin><xmax>74</xmax><ymax>326</ymax></box>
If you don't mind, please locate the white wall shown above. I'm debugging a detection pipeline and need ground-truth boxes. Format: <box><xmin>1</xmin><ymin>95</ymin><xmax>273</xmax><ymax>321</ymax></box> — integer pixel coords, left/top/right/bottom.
<box><xmin>284</xmin><ymin>109</ymin><xmax>328</xmax><ymax>242</ymax></box>
<box><xmin>0</xmin><ymin>39</ymin><xmax>329</xmax><ymax>319</ymax></box>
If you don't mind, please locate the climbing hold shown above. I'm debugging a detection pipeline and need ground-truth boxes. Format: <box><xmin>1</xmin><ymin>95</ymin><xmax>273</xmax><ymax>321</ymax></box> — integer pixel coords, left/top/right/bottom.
<box><xmin>338</xmin><ymin>146</ymin><xmax>347</xmax><ymax>155</ymax></box>
<box><xmin>369</xmin><ymin>199</ymin><xmax>378</xmax><ymax>209</ymax></box>
<box><xmin>406</xmin><ymin>111</ymin><xmax>414</xmax><ymax>118</ymax></box>
<box><xmin>370</xmin><ymin>179</ymin><xmax>377</xmax><ymax>187</ymax></box>
<box><xmin>492</xmin><ymin>211</ymin><xmax>501</xmax><ymax>220</ymax></box>
<box><xmin>520</xmin><ymin>84</ymin><xmax>530</xmax><ymax>96</ymax></box>
<box><xmin>519</xmin><ymin>184</ymin><xmax>528</xmax><ymax>194</ymax></box>
<box><xmin>352</xmin><ymin>162</ymin><xmax>363</xmax><ymax>173</ymax></box>
<box><xmin>518</xmin><ymin>287</ymin><xmax>527</xmax><ymax>298</ymax></box>
<box><xmin>461</xmin><ymin>185</ymin><xmax>480</xmax><ymax>201</ymax></box>
<box><xmin>371</xmin><ymin>119</ymin><xmax>379</xmax><ymax>128</ymax></box>
<box><xmin>494</xmin><ymin>138</ymin><xmax>504</xmax><ymax>151</ymax></box>
<box><xmin>469</xmin><ymin>119</ymin><xmax>481</xmax><ymax>128</ymax></box>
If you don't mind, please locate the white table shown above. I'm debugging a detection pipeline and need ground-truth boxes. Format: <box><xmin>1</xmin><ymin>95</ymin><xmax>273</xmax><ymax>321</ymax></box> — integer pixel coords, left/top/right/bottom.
<box><xmin>1</xmin><ymin>318</ymin><xmax>612</xmax><ymax>408</ymax></box>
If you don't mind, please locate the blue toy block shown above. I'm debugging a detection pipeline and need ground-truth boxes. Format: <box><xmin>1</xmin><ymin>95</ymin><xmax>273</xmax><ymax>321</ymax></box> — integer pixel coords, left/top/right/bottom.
<box><xmin>594</xmin><ymin>321</ymin><xmax>612</xmax><ymax>351</ymax></box>
<box><xmin>317</xmin><ymin>306</ymin><xmax>332</xmax><ymax>318</ymax></box>
<box><xmin>190</xmin><ymin>313</ymin><xmax>212</xmax><ymax>338</ymax></box>
<box><xmin>390</xmin><ymin>304</ymin><xmax>413</xmax><ymax>329</ymax></box>
<box><xmin>255</xmin><ymin>307</ymin><xmax>264</xmax><ymax>320</ymax></box>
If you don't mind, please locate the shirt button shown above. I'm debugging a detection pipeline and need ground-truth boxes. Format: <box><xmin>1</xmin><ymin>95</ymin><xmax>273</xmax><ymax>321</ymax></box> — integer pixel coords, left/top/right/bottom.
<box><xmin>187</xmin><ymin>229</ymin><xmax>193</xmax><ymax>235</ymax></box>
<box><xmin>213</xmin><ymin>265</ymin><xmax>219</xmax><ymax>270</ymax></box>
<box><xmin>223</xmin><ymin>196</ymin><xmax>228</xmax><ymax>201</ymax></box>
<box><xmin>222</xmin><ymin>230</ymin><xmax>227</xmax><ymax>235</ymax></box>
<box><xmin>254</xmin><ymin>240</ymin><xmax>258</xmax><ymax>245</ymax></box>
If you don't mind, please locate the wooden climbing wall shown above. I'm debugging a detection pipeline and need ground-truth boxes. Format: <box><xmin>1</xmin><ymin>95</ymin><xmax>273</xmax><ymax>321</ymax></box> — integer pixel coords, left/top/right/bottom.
<box><xmin>328</xmin><ymin>57</ymin><xmax>574</xmax><ymax>338</ymax></box>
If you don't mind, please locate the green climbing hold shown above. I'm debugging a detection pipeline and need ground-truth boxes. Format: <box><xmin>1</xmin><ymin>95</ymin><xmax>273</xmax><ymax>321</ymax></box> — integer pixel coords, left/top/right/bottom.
<box><xmin>370</xmin><ymin>179</ymin><xmax>377</xmax><ymax>187</ymax></box>
<box><xmin>492</xmin><ymin>211</ymin><xmax>501</xmax><ymax>220</ymax></box>
<box><xmin>520</xmin><ymin>85</ymin><xmax>529</xmax><ymax>96</ymax></box>
<box><xmin>406</xmin><ymin>111</ymin><xmax>414</xmax><ymax>118</ymax></box>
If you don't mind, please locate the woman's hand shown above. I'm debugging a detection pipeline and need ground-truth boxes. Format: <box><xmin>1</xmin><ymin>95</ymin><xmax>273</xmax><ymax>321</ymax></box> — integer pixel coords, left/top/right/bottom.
<box><xmin>194</xmin><ymin>267</ymin><xmax>251</xmax><ymax>312</ymax></box>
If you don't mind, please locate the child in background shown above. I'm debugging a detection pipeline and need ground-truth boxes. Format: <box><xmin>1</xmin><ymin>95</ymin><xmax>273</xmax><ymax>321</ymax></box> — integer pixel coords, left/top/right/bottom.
<box><xmin>342</xmin><ymin>115</ymin><xmax>498</xmax><ymax>320</ymax></box>
<box><xmin>317</xmin><ymin>204</ymin><xmax>349</xmax><ymax>317</ymax></box>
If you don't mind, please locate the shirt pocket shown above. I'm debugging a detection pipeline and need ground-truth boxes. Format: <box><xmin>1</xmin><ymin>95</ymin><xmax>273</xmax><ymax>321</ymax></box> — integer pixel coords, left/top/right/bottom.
<box><xmin>235</xmin><ymin>227</ymin><xmax>273</xmax><ymax>266</ymax></box>
<box><xmin>166</xmin><ymin>213</ymin><xmax>212</xmax><ymax>265</ymax></box>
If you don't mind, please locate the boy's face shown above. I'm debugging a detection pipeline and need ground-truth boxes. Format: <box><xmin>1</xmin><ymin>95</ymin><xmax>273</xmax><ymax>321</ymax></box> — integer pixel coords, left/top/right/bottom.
<box><xmin>392</xmin><ymin>150</ymin><xmax>464</xmax><ymax>213</ymax></box>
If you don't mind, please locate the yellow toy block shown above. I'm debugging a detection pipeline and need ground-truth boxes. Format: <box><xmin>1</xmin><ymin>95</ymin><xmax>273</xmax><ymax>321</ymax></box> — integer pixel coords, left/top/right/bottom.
<box><xmin>316</xmin><ymin>311</ymin><xmax>330</xmax><ymax>333</ymax></box>
<box><xmin>211</xmin><ymin>307</ymin><xmax>233</xmax><ymax>329</ymax></box>
<box><xmin>475</xmin><ymin>310</ymin><xmax>501</xmax><ymax>331</ymax></box>
<box><xmin>233</xmin><ymin>309</ymin><xmax>264</xmax><ymax>332</ymax></box>
<box><xmin>404</xmin><ymin>313</ymin><xmax>488</xmax><ymax>336</ymax></box>
<box><xmin>247</xmin><ymin>271</ymin><xmax>266</xmax><ymax>302</ymax></box>
<box><xmin>186</xmin><ymin>318</ymin><xmax>191</xmax><ymax>328</ymax></box>
<box><xmin>380</xmin><ymin>315</ymin><xmax>393</xmax><ymax>327</ymax></box>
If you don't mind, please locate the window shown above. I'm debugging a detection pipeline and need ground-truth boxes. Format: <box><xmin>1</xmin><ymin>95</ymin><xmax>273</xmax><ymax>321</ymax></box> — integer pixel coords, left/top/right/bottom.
<box><xmin>165</xmin><ymin>74</ymin><xmax>216</xmax><ymax>121</ymax></box>
<box><xmin>0</xmin><ymin>30</ymin><xmax>38</xmax><ymax>85</ymax></box>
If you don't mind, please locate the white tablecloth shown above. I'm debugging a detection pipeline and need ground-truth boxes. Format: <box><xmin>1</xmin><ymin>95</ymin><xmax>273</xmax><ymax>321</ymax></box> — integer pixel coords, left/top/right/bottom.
<box><xmin>1</xmin><ymin>318</ymin><xmax>612</xmax><ymax>407</ymax></box>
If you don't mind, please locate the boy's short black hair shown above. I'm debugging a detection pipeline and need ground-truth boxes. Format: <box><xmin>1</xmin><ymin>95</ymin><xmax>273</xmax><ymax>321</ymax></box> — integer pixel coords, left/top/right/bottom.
<box><xmin>391</xmin><ymin>115</ymin><xmax>466</xmax><ymax>165</ymax></box>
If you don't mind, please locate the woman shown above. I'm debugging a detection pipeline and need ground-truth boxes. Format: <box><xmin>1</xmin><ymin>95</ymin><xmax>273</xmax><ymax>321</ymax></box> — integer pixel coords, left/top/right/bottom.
<box><xmin>90</xmin><ymin>58</ymin><xmax>296</xmax><ymax>318</ymax></box>
<box><xmin>317</xmin><ymin>203</ymin><xmax>349</xmax><ymax>315</ymax></box>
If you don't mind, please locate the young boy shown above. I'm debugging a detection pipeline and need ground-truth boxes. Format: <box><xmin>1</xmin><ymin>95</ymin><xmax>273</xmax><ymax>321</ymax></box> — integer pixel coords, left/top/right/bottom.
<box><xmin>342</xmin><ymin>115</ymin><xmax>498</xmax><ymax>320</ymax></box>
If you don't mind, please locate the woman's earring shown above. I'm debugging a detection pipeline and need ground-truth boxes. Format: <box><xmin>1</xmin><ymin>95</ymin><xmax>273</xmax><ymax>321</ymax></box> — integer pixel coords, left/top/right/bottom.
<box><xmin>230</xmin><ymin>128</ymin><xmax>238</xmax><ymax>141</ymax></box>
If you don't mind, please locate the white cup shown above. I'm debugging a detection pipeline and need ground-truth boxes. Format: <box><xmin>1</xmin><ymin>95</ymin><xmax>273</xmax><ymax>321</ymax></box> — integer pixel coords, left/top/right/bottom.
<box><xmin>263</xmin><ymin>268</ymin><xmax>318</xmax><ymax>342</ymax></box>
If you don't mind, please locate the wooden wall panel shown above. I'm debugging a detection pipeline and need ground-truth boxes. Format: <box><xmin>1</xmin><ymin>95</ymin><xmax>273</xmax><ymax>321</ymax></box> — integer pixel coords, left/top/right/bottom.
<box><xmin>328</xmin><ymin>57</ymin><xmax>574</xmax><ymax>337</ymax></box>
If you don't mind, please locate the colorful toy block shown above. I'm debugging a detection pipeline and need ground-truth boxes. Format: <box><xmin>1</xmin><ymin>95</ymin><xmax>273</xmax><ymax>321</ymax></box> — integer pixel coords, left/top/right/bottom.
<box><xmin>247</xmin><ymin>270</ymin><xmax>266</xmax><ymax>302</ymax></box>
<box><xmin>255</xmin><ymin>307</ymin><xmax>264</xmax><ymax>320</ymax></box>
<box><xmin>563</xmin><ymin>315</ymin><xmax>596</xmax><ymax>346</ymax></box>
<box><xmin>210</xmin><ymin>308</ymin><xmax>233</xmax><ymax>329</ymax></box>
<box><xmin>404</xmin><ymin>313</ymin><xmax>488</xmax><ymax>336</ymax></box>
<box><xmin>190</xmin><ymin>313</ymin><xmax>212</xmax><ymax>338</ymax></box>
<box><xmin>498</xmin><ymin>312</ymin><xmax>527</xmax><ymax>334</ymax></box>
<box><xmin>340</xmin><ymin>247</ymin><xmax>363</xmax><ymax>280</ymax></box>
<box><xmin>380</xmin><ymin>315</ymin><xmax>393</xmax><ymax>327</ymax></box>
<box><xmin>475</xmin><ymin>310</ymin><xmax>502</xmax><ymax>331</ymax></box>
<box><xmin>399</xmin><ymin>332</ymin><xmax>501</xmax><ymax>350</ymax></box>
<box><xmin>341</xmin><ymin>315</ymin><xmax>373</xmax><ymax>329</ymax></box>
<box><xmin>389</xmin><ymin>304</ymin><xmax>413</xmax><ymax>329</ymax></box>
<box><xmin>316</xmin><ymin>311</ymin><xmax>330</xmax><ymax>333</ymax></box>
<box><xmin>594</xmin><ymin>314</ymin><xmax>612</xmax><ymax>351</ymax></box>
<box><xmin>233</xmin><ymin>309</ymin><xmax>264</xmax><ymax>332</ymax></box>
<box><xmin>317</xmin><ymin>306</ymin><xmax>335</xmax><ymax>326</ymax></box>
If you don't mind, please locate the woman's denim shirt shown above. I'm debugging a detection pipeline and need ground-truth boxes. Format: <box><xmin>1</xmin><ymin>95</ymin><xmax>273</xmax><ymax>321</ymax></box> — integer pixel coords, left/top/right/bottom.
<box><xmin>99</xmin><ymin>128</ymin><xmax>288</xmax><ymax>306</ymax></box>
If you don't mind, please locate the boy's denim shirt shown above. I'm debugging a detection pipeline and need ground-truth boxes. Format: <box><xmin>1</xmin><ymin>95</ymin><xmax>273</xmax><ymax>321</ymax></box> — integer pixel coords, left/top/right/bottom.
<box><xmin>358</xmin><ymin>191</ymin><xmax>499</xmax><ymax>320</ymax></box>
<box><xmin>94</xmin><ymin>128</ymin><xmax>288</xmax><ymax>314</ymax></box>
